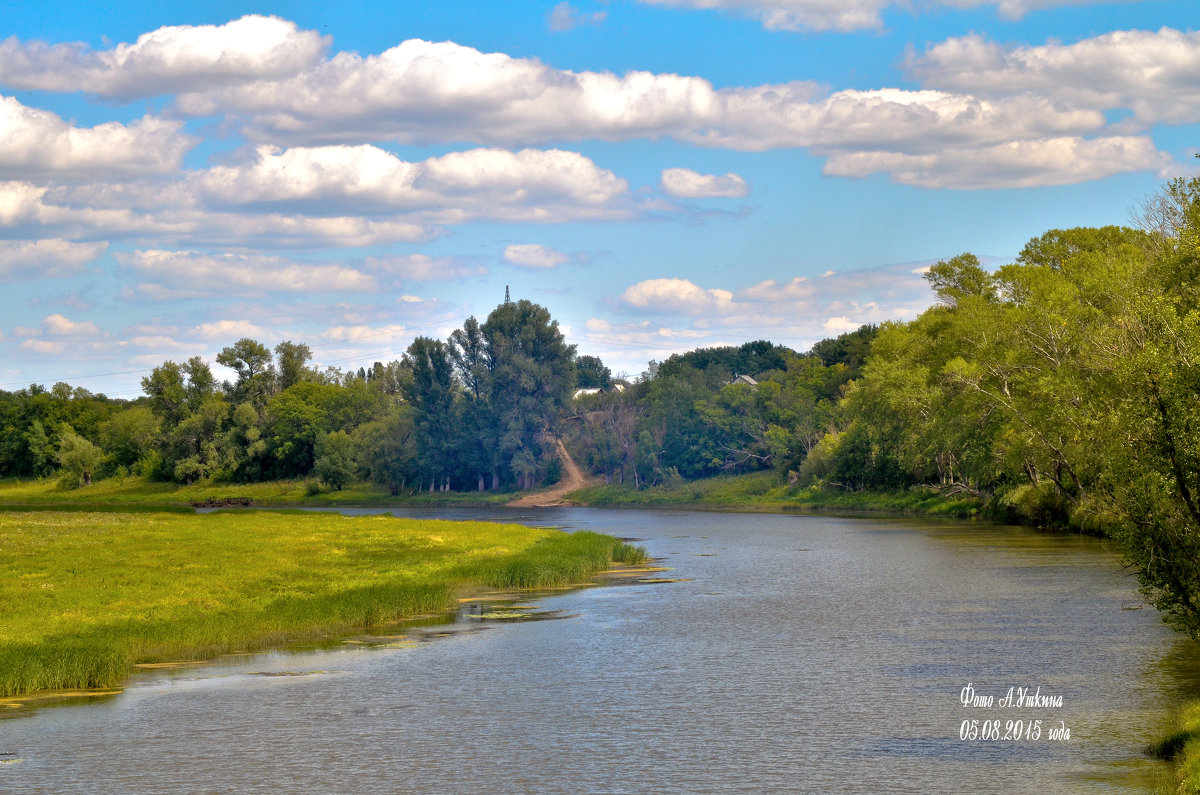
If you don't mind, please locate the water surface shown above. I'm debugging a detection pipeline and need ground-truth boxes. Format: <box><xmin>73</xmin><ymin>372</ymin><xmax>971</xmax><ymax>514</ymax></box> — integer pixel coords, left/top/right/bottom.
<box><xmin>4</xmin><ymin>508</ymin><xmax>1198</xmax><ymax>793</ymax></box>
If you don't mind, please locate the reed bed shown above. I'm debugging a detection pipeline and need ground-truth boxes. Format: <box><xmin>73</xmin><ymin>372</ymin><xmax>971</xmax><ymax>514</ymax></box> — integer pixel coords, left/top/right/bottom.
<box><xmin>0</xmin><ymin>510</ymin><xmax>644</xmax><ymax>697</ymax></box>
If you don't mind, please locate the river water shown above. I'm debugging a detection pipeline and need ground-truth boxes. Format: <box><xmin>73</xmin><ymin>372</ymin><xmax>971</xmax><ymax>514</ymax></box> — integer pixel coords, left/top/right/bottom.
<box><xmin>4</xmin><ymin>508</ymin><xmax>1200</xmax><ymax>793</ymax></box>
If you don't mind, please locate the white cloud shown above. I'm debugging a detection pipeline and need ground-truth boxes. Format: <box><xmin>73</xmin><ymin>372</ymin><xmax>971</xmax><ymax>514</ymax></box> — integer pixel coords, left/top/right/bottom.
<box><xmin>908</xmin><ymin>27</ymin><xmax>1200</xmax><ymax>128</ymax></box>
<box><xmin>823</xmin><ymin>135</ymin><xmax>1173</xmax><ymax>189</ymax></box>
<box><xmin>175</xmin><ymin>39</ymin><xmax>1099</xmax><ymax>154</ymax></box>
<box><xmin>320</xmin><ymin>324</ymin><xmax>409</xmax><ymax>344</ymax></box>
<box><xmin>189</xmin><ymin>319</ymin><xmax>271</xmax><ymax>340</ymax></box>
<box><xmin>0</xmin><ymin>179</ymin><xmax>431</xmax><ymax>249</ymax></box>
<box><xmin>636</xmin><ymin>0</ymin><xmax>1125</xmax><ymax>32</ymax></box>
<box><xmin>194</xmin><ymin>145</ymin><xmax>632</xmax><ymax>222</ymax></box>
<box><xmin>115</xmin><ymin>249</ymin><xmax>378</xmax><ymax>295</ymax></box>
<box><xmin>20</xmin><ymin>339</ymin><xmax>67</xmax><ymax>355</ymax></box>
<box><xmin>364</xmin><ymin>254</ymin><xmax>487</xmax><ymax>280</ymax></box>
<box><xmin>16</xmin><ymin>314</ymin><xmax>103</xmax><ymax>352</ymax></box>
<box><xmin>549</xmin><ymin>2</ymin><xmax>607</xmax><ymax>31</ymax></box>
<box><xmin>43</xmin><ymin>313</ymin><xmax>101</xmax><ymax>336</ymax></box>
<box><xmin>589</xmin><ymin>260</ymin><xmax>939</xmax><ymax>374</ymax></box>
<box><xmin>504</xmin><ymin>243</ymin><xmax>569</xmax><ymax>269</ymax></box>
<box><xmin>823</xmin><ymin>316</ymin><xmax>860</xmax><ymax>332</ymax></box>
<box><xmin>660</xmin><ymin>168</ymin><xmax>748</xmax><ymax>198</ymax></box>
<box><xmin>166</xmin><ymin>35</ymin><xmax>1162</xmax><ymax>188</ymax></box>
<box><xmin>621</xmin><ymin>278</ymin><xmax>735</xmax><ymax>314</ymax></box>
<box><xmin>0</xmin><ymin>96</ymin><xmax>193</xmax><ymax>179</ymax></box>
<box><xmin>0</xmin><ymin>15</ymin><xmax>326</xmax><ymax>98</ymax></box>
<box><xmin>0</xmin><ymin>138</ymin><xmax>640</xmax><ymax>247</ymax></box>
<box><xmin>0</xmin><ymin>239</ymin><xmax>106</xmax><ymax>281</ymax></box>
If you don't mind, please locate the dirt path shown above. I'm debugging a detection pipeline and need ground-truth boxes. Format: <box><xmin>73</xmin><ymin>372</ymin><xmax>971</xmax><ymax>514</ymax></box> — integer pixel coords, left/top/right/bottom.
<box><xmin>506</xmin><ymin>438</ymin><xmax>600</xmax><ymax>507</ymax></box>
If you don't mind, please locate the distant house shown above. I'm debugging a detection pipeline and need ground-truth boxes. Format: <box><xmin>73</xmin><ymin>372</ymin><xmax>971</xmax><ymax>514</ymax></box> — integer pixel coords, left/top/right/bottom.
<box><xmin>728</xmin><ymin>374</ymin><xmax>758</xmax><ymax>387</ymax></box>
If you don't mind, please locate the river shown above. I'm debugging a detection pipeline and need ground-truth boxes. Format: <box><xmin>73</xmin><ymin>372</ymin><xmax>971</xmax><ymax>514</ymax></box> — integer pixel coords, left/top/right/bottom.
<box><xmin>3</xmin><ymin>508</ymin><xmax>1199</xmax><ymax>793</ymax></box>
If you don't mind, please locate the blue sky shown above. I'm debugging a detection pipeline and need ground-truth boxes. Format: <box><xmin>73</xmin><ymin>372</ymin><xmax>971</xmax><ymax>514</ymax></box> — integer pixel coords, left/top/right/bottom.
<box><xmin>1</xmin><ymin>0</ymin><xmax>1197</xmax><ymax>396</ymax></box>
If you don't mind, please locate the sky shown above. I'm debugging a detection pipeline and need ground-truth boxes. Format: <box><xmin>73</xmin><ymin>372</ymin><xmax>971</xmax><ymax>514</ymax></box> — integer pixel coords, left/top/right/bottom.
<box><xmin>1</xmin><ymin>0</ymin><xmax>1197</xmax><ymax>397</ymax></box>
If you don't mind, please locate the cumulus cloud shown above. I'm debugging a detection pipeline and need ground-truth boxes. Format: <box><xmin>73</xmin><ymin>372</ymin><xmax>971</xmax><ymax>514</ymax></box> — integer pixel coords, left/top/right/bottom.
<box><xmin>194</xmin><ymin>144</ymin><xmax>632</xmax><ymax>222</ymax></box>
<box><xmin>0</xmin><ymin>137</ymin><xmax>642</xmax><ymax>246</ymax></box>
<box><xmin>908</xmin><ymin>27</ymin><xmax>1200</xmax><ymax>128</ymax></box>
<box><xmin>0</xmin><ymin>239</ymin><xmax>106</xmax><ymax>281</ymax></box>
<box><xmin>20</xmin><ymin>339</ymin><xmax>68</xmax><ymax>355</ymax></box>
<box><xmin>660</xmin><ymin>167</ymin><xmax>748</xmax><ymax>198</ymax></box>
<box><xmin>0</xmin><ymin>15</ymin><xmax>326</xmax><ymax>98</ymax></box>
<box><xmin>174</xmin><ymin>38</ymin><xmax>1100</xmax><ymax>153</ymax></box>
<box><xmin>823</xmin><ymin>135</ymin><xmax>1173</xmax><ymax>189</ymax></box>
<box><xmin>189</xmin><ymin>319</ymin><xmax>271</xmax><ymax>340</ymax></box>
<box><xmin>162</xmin><ymin>34</ymin><xmax>1167</xmax><ymax>188</ymax></box>
<box><xmin>364</xmin><ymin>254</ymin><xmax>487</xmax><ymax>280</ymax></box>
<box><xmin>621</xmin><ymin>278</ymin><xmax>735</xmax><ymax>314</ymax></box>
<box><xmin>549</xmin><ymin>2</ymin><xmax>607</xmax><ymax>31</ymax></box>
<box><xmin>115</xmin><ymin>249</ymin><xmax>378</xmax><ymax>296</ymax></box>
<box><xmin>504</xmin><ymin>243</ymin><xmax>569</xmax><ymax>269</ymax></box>
<box><xmin>16</xmin><ymin>314</ymin><xmax>104</xmax><ymax>354</ymax></box>
<box><xmin>0</xmin><ymin>96</ymin><xmax>193</xmax><ymax>179</ymax></box>
<box><xmin>602</xmin><ymin>261</ymin><xmax>937</xmax><ymax>365</ymax></box>
<box><xmin>42</xmin><ymin>313</ymin><xmax>101</xmax><ymax>337</ymax></box>
<box><xmin>0</xmin><ymin>181</ymin><xmax>434</xmax><ymax>249</ymax></box>
<box><xmin>636</xmin><ymin>0</ymin><xmax>1122</xmax><ymax>32</ymax></box>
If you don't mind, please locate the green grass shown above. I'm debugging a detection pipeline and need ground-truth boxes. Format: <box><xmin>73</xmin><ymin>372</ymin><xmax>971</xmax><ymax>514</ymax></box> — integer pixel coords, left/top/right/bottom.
<box><xmin>0</xmin><ymin>476</ymin><xmax>518</xmax><ymax>511</ymax></box>
<box><xmin>0</xmin><ymin>510</ymin><xmax>644</xmax><ymax>697</ymax></box>
<box><xmin>1151</xmin><ymin>699</ymin><xmax>1200</xmax><ymax>793</ymax></box>
<box><xmin>570</xmin><ymin>471</ymin><xmax>984</xmax><ymax>517</ymax></box>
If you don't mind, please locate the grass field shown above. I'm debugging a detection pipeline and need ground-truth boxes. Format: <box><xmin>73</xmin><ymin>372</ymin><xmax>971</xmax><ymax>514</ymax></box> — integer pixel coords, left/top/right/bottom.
<box><xmin>0</xmin><ymin>510</ymin><xmax>644</xmax><ymax>697</ymax></box>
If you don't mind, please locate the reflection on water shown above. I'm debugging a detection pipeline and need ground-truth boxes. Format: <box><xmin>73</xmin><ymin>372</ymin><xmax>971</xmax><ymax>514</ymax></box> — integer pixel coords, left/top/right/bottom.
<box><xmin>4</xmin><ymin>509</ymin><xmax>1199</xmax><ymax>794</ymax></box>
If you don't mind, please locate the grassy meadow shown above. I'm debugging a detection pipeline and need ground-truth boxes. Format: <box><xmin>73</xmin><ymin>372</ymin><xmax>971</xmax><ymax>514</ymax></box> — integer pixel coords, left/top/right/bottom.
<box><xmin>0</xmin><ymin>509</ymin><xmax>644</xmax><ymax>697</ymax></box>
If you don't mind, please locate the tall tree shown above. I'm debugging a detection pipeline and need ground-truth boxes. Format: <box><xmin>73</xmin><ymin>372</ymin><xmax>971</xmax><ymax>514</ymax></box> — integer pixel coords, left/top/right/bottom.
<box><xmin>217</xmin><ymin>338</ymin><xmax>275</xmax><ymax>405</ymax></box>
<box><xmin>402</xmin><ymin>336</ymin><xmax>457</xmax><ymax>491</ymax></box>
<box><xmin>481</xmin><ymin>299</ymin><xmax>576</xmax><ymax>489</ymax></box>
<box><xmin>275</xmin><ymin>341</ymin><xmax>314</xmax><ymax>391</ymax></box>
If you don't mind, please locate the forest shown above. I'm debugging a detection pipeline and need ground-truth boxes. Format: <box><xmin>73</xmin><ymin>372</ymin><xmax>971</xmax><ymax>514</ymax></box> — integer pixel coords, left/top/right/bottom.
<box><xmin>4</xmin><ymin>176</ymin><xmax>1200</xmax><ymax>638</ymax></box>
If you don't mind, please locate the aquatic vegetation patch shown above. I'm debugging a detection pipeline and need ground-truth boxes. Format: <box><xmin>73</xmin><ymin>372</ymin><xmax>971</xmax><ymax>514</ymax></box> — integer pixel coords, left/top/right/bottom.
<box><xmin>0</xmin><ymin>510</ymin><xmax>645</xmax><ymax>698</ymax></box>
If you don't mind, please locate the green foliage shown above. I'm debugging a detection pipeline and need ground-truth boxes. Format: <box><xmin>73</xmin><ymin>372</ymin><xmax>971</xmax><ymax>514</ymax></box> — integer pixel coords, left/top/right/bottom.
<box><xmin>56</xmin><ymin>427</ymin><xmax>104</xmax><ymax>488</ymax></box>
<box><xmin>657</xmin><ymin>339</ymin><xmax>795</xmax><ymax>383</ymax></box>
<box><xmin>481</xmin><ymin>298</ymin><xmax>576</xmax><ymax>490</ymax></box>
<box><xmin>809</xmin><ymin>324</ymin><xmax>879</xmax><ymax>375</ymax></box>
<box><xmin>575</xmin><ymin>354</ymin><xmax>612</xmax><ymax>389</ymax></box>
<box><xmin>314</xmin><ymin>430</ymin><xmax>355</xmax><ymax>490</ymax></box>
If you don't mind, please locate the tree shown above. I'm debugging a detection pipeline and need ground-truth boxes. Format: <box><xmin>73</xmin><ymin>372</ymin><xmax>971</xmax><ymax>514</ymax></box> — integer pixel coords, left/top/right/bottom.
<box><xmin>142</xmin><ymin>361</ymin><xmax>188</xmax><ymax>425</ymax></box>
<box><xmin>926</xmin><ymin>253</ymin><xmax>996</xmax><ymax>307</ymax></box>
<box><xmin>275</xmin><ymin>341</ymin><xmax>314</xmax><ymax>391</ymax></box>
<box><xmin>57</xmin><ymin>426</ymin><xmax>104</xmax><ymax>487</ymax></box>
<box><xmin>314</xmin><ymin>430</ymin><xmax>355</xmax><ymax>490</ymax></box>
<box><xmin>353</xmin><ymin>406</ymin><xmax>418</xmax><ymax>495</ymax></box>
<box><xmin>481</xmin><ymin>299</ymin><xmax>576</xmax><ymax>489</ymax></box>
<box><xmin>575</xmin><ymin>355</ymin><xmax>612</xmax><ymax>389</ymax></box>
<box><xmin>217</xmin><ymin>338</ymin><xmax>275</xmax><ymax>405</ymax></box>
<box><xmin>98</xmin><ymin>406</ymin><xmax>161</xmax><ymax>471</ymax></box>
<box><xmin>402</xmin><ymin>337</ymin><xmax>457</xmax><ymax>491</ymax></box>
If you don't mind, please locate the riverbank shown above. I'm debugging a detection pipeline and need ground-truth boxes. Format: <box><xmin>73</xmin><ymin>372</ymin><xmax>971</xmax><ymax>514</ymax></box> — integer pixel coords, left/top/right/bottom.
<box><xmin>566</xmin><ymin>471</ymin><xmax>987</xmax><ymax>517</ymax></box>
<box><xmin>1151</xmin><ymin>699</ymin><xmax>1200</xmax><ymax>792</ymax></box>
<box><xmin>0</xmin><ymin>509</ymin><xmax>644</xmax><ymax>698</ymax></box>
<box><xmin>0</xmin><ymin>473</ymin><xmax>987</xmax><ymax>518</ymax></box>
